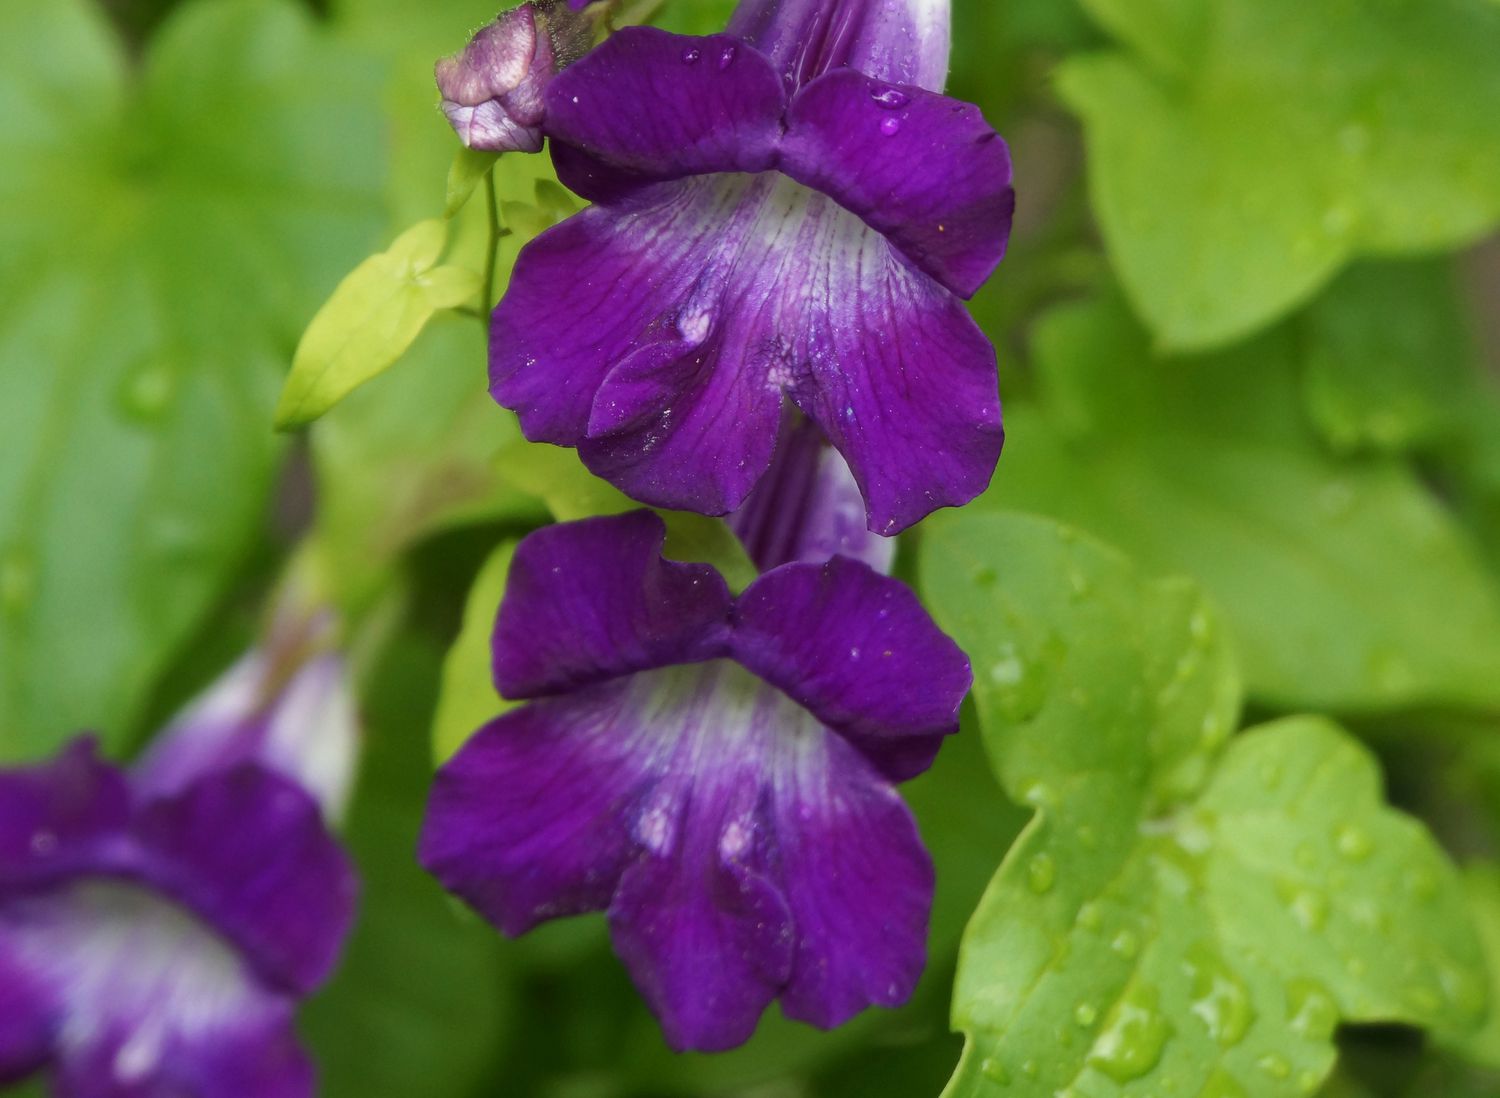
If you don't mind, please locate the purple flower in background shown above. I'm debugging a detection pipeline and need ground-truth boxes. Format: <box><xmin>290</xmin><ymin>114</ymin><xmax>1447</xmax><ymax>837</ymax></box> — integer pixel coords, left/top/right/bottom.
<box><xmin>436</xmin><ymin>1</ymin><xmax>593</xmax><ymax>153</ymax></box>
<box><xmin>0</xmin><ymin>624</ymin><xmax>358</xmax><ymax>1096</ymax></box>
<box><xmin>419</xmin><ymin>511</ymin><xmax>970</xmax><ymax>1050</ymax></box>
<box><xmin>491</xmin><ymin>0</ymin><xmax>1013</xmax><ymax>535</ymax></box>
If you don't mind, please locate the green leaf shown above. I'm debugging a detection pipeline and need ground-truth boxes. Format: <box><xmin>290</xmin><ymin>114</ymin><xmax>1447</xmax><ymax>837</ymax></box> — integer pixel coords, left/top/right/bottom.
<box><xmin>275</xmin><ymin>219</ymin><xmax>479</xmax><ymax>428</ymax></box>
<box><xmin>302</xmin><ymin>632</ymin><xmax>511</xmax><ymax>1097</ymax></box>
<box><xmin>1296</xmin><ymin>260</ymin><xmax>1481</xmax><ymax>456</ymax></box>
<box><xmin>920</xmin><ymin>511</ymin><xmax>1487</xmax><ymax>1098</ymax></box>
<box><xmin>310</xmin><ymin>315</ymin><xmax>544</xmax><ymax>608</ymax></box>
<box><xmin>981</xmin><ymin>296</ymin><xmax>1500</xmax><ymax>713</ymax></box>
<box><xmin>0</xmin><ymin>0</ymin><xmax>383</xmax><ymax>760</ymax></box>
<box><xmin>1457</xmin><ymin>865</ymin><xmax>1500</xmax><ymax>1069</ymax></box>
<box><xmin>1060</xmin><ymin>0</ymin><xmax>1500</xmax><ymax>349</ymax></box>
<box><xmin>432</xmin><ymin>540</ymin><xmax>518</xmax><ymax>763</ymax></box>
<box><xmin>445</xmin><ymin>147</ymin><xmax>500</xmax><ymax>220</ymax></box>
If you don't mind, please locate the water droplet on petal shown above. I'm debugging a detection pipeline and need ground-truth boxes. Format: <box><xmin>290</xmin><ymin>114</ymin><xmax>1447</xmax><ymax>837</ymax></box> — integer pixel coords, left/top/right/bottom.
<box><xmin>682</xmin><ymin>46</ymin><xmax>702</xmax><ymax>63</ymax></box>
<box><xmin>880</xmin><ymin>117</ymin><xmax>901</xmax><ymax>136</ymax></box>
<box><xmin>870</xmin><ymin>86</ymin><xmax>910</xmax><ymax>109</ymax></box>
<box><xmin>717</xmin><ymin>44</ymin><xmax>737</xmax><ymax>68</ymax></box>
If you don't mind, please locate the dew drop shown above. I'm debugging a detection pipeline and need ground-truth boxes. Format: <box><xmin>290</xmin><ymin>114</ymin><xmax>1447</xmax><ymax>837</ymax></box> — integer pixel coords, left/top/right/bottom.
<box><xmin>1027</xmin><ymin>853</ymin><xmax>1056</xmax><ymax>894</ymax></box>
<box><xmin>870</xmin><ymin>86</ymin><xmax>910</xmax><ymax>109</ymax></box>
<box><xmin>1087</xmin><ymin>985</ymin><xmax>1170</xmax><ymax>1083</ymax></box>
<box><xmin>1110</xmin><ymin>929</ymin><xmax>1140</xmax><ymax>960</ymax></box>
<box><xmin>1184</xmin><ymin>944</ymin><xmax>1254</xmax><ymax>1047</ymax></box>
<box><xmin>1200</xmin><ymin>1070</ymin><xmax>1249</xmax><ymax>1098</ymax></box>
<box><xmin>1256</xmin><ymin>1054</ymin><xmax>1290</xmax><ymax>1080</ymax></box>
<box><xmin>1077</xmin><ymin>901</ymin><xmax>1102</xmax><ymax>930</ymax></box>
<box><xmin>1074</xmin><ymin>1002</ymin><xmax>1098</xmax><ymax>1027</ymax></box>
<box><xmin>880</xmin><ymin>117</ymin><xmax>901</xmax><ymax>136</ymax></box>
<box><xmin>1020</xmin><ymin>1059</ymin><xmax>1038</xmax><ymax>1078</ymax></box>
<box><xmin>717</xmin><ymin>44</ymin><xmax>737</xmax><ymax>68</ymax></box>
<box><xmin>979</xmin><ymin>1057</ymin><xmax>1009</xmax><ymax>1084</ymax></box>
<box><xmin>1334</xmin><ymin>824</ymin><xmax>1372</xmax><ymax>861</ymax></box>
<box><xmin>115</xmin><ymin>359</ymin><xmax>177</xmax><ymax>425</ymax></box>
<box><xmin>682</xmin><ymin>46</ymin><xmax>702</xmax><ymax>63</ymax></box>
<box><xmin>1290</xmin><ymin>978</ymin><xmax>1338</xmax><ymax>1038</ymax></box>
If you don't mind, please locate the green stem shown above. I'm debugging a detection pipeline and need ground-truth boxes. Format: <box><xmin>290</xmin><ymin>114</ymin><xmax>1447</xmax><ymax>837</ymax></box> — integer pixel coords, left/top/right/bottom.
<box><xmin>480</xmin><ymin>168</ymin><xmax>501</xmax><ymax>330</ymax></box>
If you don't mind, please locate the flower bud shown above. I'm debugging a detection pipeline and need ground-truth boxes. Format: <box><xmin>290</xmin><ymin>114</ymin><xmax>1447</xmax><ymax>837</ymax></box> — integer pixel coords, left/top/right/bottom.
<box><xmin>436</xmin><ymin>2</ymin><xmax>591</xmax><ymax>153</ymax></box>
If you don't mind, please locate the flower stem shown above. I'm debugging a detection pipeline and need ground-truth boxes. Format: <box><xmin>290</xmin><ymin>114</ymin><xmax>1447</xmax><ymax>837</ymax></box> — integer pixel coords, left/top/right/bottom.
<box><xmin>481</xmin><ymin>168</ymin><xmax>501</xmax><ymax>331</ymax></box>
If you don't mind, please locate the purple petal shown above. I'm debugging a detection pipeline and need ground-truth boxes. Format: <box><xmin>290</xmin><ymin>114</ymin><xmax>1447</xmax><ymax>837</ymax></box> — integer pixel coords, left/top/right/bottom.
<box><xmin>543</xmin><ymin>29</ymin><xmax>785</xmax><ymax>200</ymax></box>
<box><xmin>493</xmin><ymin>512</ymin><xmax>732</xmax><ymax>699</ymax></box>
<box><xmin>774</xmin><ymin>731</ymin><xmax>932</xmax><ymax>1026</ymax></box>
<box><xmin>1</xmin><ymin>881</ymin><xmax>309</xmax><ymax>1098</ymax></box>
<box><xmin>0</xmin><ymin>942</ymin><xmax>52</xmax><ymax>1084</ymax></box>
<box><xmin>609</xmin><ymin>800</ymin><xmax>794</xmax><ymax>1052</ymax></box>
<box><xmin>0</xmin><ymin>740</ymin><xmax>130</xmax><ymax>888</ymax></box>
<box><xmin>786</xmin><ymin>251</ymin><xmax>1002</xmax><ymax>535</ymax></box>
<box><xmin>131</xmin><ymin>766</ymin><xmax>356</xmax><ymax>995</ymax></box>
<box><xmin>494</xmin><ymin>169</ymin><xmax>1001</xmax><ymax>529</ymax></box>
<box><xmin>131</xmin><ymin>651</ymin><xmax>357</xmax><ymax>821</ymax></box>
<box><xmin>729</xmin><ymin>418</ymin><xmax>897</xmax><ymax>572</ymax></box>
<box><xmin>781</xmin><ymin>69</ymin><xmax>1014</xmax><ymax>298</ymax></box>
<box><xmin>727</xmin><ymin>0</ymin><xmax>954</xmax><ymax>91</ymax></box>
<box><xmin>731</xmin><ymin>557</ymin><xmax>970</xmax><ymax>754</ymax></box>
<box><xmin>419</xmin><ymin>686</ymin><xmax>651</xmax><ymax>936</ymax></box>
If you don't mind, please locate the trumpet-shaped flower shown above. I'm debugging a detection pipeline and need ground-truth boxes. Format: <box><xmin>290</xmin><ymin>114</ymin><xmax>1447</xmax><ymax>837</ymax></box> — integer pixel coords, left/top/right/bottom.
<box><xmin>491</xmin><ymin>0</ymin><xmax>1013</xmax><ymax>535</ymax></box>
<box><xmin>0</xmin><ymin>624</ymin><xmax>357</xmax><ymax>1096</ymax></box>
<box><xmin>419</xmin><ymin>511</ymin><xmax>970</xmax><ymax>1050</ymax></box>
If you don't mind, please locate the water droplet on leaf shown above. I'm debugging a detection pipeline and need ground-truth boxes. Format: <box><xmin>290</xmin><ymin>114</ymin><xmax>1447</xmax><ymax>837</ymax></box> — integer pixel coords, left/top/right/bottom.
<box><xmin>1088</xmin><ymin>985</ymin><xmax>1170</xmax><ymax>1083</ymax></box>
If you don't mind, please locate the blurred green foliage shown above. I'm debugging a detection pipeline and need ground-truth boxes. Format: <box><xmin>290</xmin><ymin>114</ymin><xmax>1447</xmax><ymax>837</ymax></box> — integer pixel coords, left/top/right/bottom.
<box><xmin>3</xmin><ymin>0</ymin><xmax>1500</xmax><ymax>1095</ymax></box>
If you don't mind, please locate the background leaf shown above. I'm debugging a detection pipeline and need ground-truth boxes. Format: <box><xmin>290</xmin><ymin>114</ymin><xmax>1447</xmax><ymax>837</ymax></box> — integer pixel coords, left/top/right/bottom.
<box><xmin>1060</xmin><ymin>0</ymin><xmax>1500</xmax><ymax>349</ymax></box>
<box><xmin>982</xmin><ymin>295</ymin><xmax>1500</xmax><ymax>714</ymax></box>
<box><xmin>920</xmin><ymin>511</ymin><xmax>1487</xmax><ymax>1098</ymax></box>
<box><xmin>0</xmin><ymin>0</ymin><xmax>383</xmax><ymax>760</ymax></box>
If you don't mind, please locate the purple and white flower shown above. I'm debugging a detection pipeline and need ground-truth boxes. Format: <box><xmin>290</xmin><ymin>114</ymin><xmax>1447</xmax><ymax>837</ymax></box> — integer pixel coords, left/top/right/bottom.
<box><xmin>419</xmin><ymin>511</ymin><xmax>970</xmax><ymax>1051</ymax></box>
<box><xmin>490</xmin><ymin>0</ymin><xmax>1013</xmax><ymax>535</ymax></box>
<box><xmin>0</xmin><ymin>623</ymin><xmax>358</xmax><ymax>1096</ymax></box>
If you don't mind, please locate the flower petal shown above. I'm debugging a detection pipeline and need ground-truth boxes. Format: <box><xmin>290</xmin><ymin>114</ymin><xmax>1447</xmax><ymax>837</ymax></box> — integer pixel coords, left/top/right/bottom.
<box><xmin>774</xmin><ymin>731</ymin><xmax>933</xmax><ymax>1027</ymax></box>
<box><xmin>786</xmin><ymin>248</ymin><xmax>1002</xmax><ymax>535</ymax></box>
<box><xmin>0</xmin><ymin>942</ymin><xmax>52</xmax><ymax>1084</ymax></box>
<box><xmin>781</xmin><ymin>69</ymin><xmax>1014</xmax><ymax>298</ymax></box>
<box><xmin>493</xmin><ymin>512</ymin><xmax>731</xmax><ymax>699</ymax></box>
<box><xmin>419</xmin><ymin>685</ymin><xmax>653</xmax><ymax>936</ymax></box>
<box><xmin>0</xmin><ymin>740</ymin><xmax>130</xmax><ymax>889</ymax></box>
<box><xmin>543</xmin><ymin>28</ymin><xmax>785</xmax><ymax>200</ymax></box>
<box><xmin>131</xmin><ymin>766</ymin><xmax>356</xmax><ymax>995</ymax></box>
<box><xmin>609</xmin><ymin>821</ymin><xmax>793</xmax><ymax>1052</ymax></box>
<box><xmin>731</xmin><ymin>557</ymin><xmax>970</xmax><ymax>752</ymax></box>
<box><xmin>1</xmin><ymin>881</ymin><xmax>309</xmax><ymax>1098</ymax></box>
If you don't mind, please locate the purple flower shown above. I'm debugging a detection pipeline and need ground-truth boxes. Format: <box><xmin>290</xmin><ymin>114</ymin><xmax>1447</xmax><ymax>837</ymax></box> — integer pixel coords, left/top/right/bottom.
<box><xmin>0</xmin><ymin>629</ymin><xmax>358</xmax><ymax>1095</ymax></box>
<box><xmin>419</xmin><ymin>511</ymin><xmax>970</xmax><ymax>1050</ymax></box>
<box><xmin>436</xmin><ymin>1</ymin><xmax>592</xmax><ymax>153</ymax></box>
<box><xmin>490</xmin><ymin>0</ymin><xmax>1013</xmax><ymax>536</ymax></box>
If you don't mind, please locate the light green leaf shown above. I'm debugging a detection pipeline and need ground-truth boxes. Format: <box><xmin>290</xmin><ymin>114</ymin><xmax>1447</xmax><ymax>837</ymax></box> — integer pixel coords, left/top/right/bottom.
<box><xmin>445</xmin><ymin>147</ymin><xmax>500</xmax><ymax>219</ymax></box>
<box><xmin>302</xmin><ymin>632</ymin><xmax>511</xmax><ymax>1097</ymax></box>
<box><xmin>1457</xmin><ymin>865</ymin><xmax>1500</xmax><ymax>1069</ymax></box>
<box><xmin>276</xmin><ymin>219</ymin><xmax>478</xmax><ymax>428</ymax></box>
<box><xmin>1296</xmin><ymin>260</ymin><xmax>1480</xmax><ymax>456</ymax></box>
<box><xmin>982</xmin><ymin>296</ymin><xmax>1500</xmax><ymax>713</ymax></box>
<box><xmin>1061</xmin><ymin>0</ymin><xmax>1500</xmax><ymax>349</ymax></box>
<box><xmin>920</xmin><ymin>511</ymin><xmax>1487</xmax><ymax>1098</ymax></box>
<box><xmin>0</xmin><ymin>0</ymin><xmax>383</xmax><ymax>760</ymax></box>
<box><xmin>310</xmin><ymin>315</ymin><xmax>544</xmax><ymax>609</ymax></box>
<box><xmin>432</xmin><ymin>541</ymin><xmax>518</xmax><ymax>763</ymax></box>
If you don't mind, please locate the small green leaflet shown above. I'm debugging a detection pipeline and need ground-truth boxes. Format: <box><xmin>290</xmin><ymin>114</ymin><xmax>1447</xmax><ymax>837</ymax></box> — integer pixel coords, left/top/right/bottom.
<box><xmin>1060</xmin><ymin>0</ymin><xmax>1500</xmax><ymax>349</ymax></box>
<box><xmin>0</xmin><ymin>0</ymin><xmax>383</xmax><ymax>759</ymax></box>
<box><xmin>919</xmin><ymin>511</ymin><xmax>1486</xmax><ymax>1098</ymax></box>
<box><xmin>275</xmin><ymin>219</ymin><xmax>480</xmax><ymax>428</ymax></box>
<box><xmin>982</xmin><ymin>296</ymin><xmax>1500</xmax><ymax>714</ymax></box>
